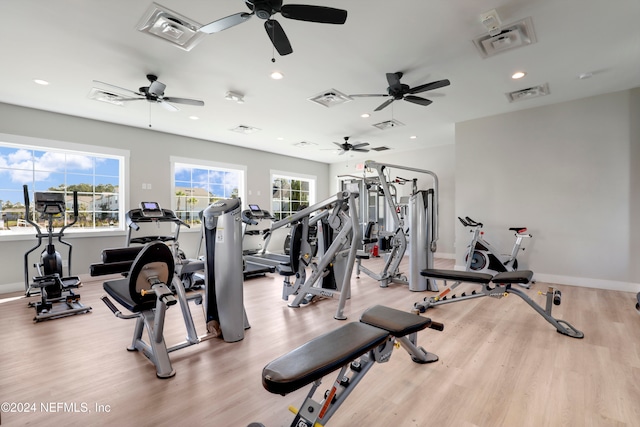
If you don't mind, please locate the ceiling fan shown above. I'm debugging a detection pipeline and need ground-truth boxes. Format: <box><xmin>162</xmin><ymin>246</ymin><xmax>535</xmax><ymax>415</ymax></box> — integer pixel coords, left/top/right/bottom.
<box><xmin>199</xmin><ymin>0</ymin><xmax>348</xmax><ymax>56</ymax></box>
<box><xmin>92</xmin><ymin>74</ymin><xmax>204</xmax><ymax>112</ymax></box>
<box><xmin>350</xmin><ymin>72</ymin><xmax>450</xmax><ymax>112</ymax></box>
<box><xmin>332</xmin><ymin>136</ymin><xmax>370</xmax><ymax>155</ymax></box>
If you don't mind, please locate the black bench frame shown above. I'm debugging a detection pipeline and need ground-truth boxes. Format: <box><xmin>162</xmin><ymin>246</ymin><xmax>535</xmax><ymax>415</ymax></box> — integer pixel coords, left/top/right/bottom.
<box><xmin>259</xmin><ymin>305</ymin><xmax>442</xmax><ymax>426</ymax></box>
<box><xmin>414</xmin><ymin>269</ymin><xmax>583</xmax><ymax>338</ymax></box>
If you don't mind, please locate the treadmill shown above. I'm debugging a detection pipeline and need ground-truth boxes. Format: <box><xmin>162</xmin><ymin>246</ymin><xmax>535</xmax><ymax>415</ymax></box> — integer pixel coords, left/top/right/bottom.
<box><xmin>241</xmin><ymin>204</ymin><xmax>277</xmax><ymax>279</ymax></box>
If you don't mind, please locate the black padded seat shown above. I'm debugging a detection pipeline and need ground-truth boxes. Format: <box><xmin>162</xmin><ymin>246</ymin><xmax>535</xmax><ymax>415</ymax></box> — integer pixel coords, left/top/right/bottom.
<box><xmin>276</xmin><ymin>264</ymin><xmax>295</xmax><ymax>276</ymax></box>
<box><xmin>420</xmin><ymin>269</ymin><xmax>493</xmax><ymax>284</ymax></box>
<box><xmin>491</xmin><ymin>270</ymin><xmax>534</xmax><ymax>284</ymax></box>
<box><xmin>262</xmin><ymin>322</ymin><xmax>389</xmax><ymax>396</ymax></box>
<box><xmin>101</xmin><ymin>246</ymin><xmax>144</xmax><ymax>263</ymax></box>
<box><xmin>103</xmin><ymin>278</ymin><xmax>156</xmax><ymax>313</ymax></box>
<box><xmin>360</xmin><ymin>305</ymin><xmax>432</xmax><ymax>337</ymax></box>
<box><xmin>102</xmin><ymin>242</ymin><xmax>175</xmax><ymax>313</ymax></box>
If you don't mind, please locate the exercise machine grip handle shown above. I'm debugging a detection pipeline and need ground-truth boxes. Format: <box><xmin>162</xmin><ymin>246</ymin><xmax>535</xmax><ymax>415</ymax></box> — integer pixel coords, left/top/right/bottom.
<box><xmin>101</xmin><ymin>295</ymin><xmax>120</xmax><ymax>315</ymax></box>
<box><xmin>428</xmin><ymin>321</ymin><xmax>444</xmax><ymax>331</ymax></box>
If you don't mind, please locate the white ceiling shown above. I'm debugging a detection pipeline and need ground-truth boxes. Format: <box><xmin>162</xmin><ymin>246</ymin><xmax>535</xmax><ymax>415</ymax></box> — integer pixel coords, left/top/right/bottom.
<box><xmin>1</xmin><ymin>0</ymin><xmax>639</xmax><ymax>164</ymax></box>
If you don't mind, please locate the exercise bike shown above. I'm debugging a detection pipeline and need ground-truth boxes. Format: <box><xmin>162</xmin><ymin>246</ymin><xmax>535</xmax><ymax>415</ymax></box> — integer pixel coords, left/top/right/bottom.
<box><xmin>459</xmin><ymin>216</ymin><xmax>532</xmax><ymax>274</ymax></box>
<box><xmin>23</xmin><ymin>185</ymin><xmax>91</xmax><ymax>322</ymax></box>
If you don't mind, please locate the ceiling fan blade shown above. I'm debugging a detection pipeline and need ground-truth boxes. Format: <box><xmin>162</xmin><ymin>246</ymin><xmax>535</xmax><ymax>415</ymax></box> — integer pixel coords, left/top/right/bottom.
<box><xmin>113</xmin><ymin>97</ymin><xmax>146</xmax><ymax>102</ymax></box>
<box><xmin>163</xmin><ymin>97</ymin><xmax>205</xmax><ymax>107</ymax></box>
<box><xmin>351</xmin><ymin>142</ymin><xmax>370</xmax><ymax>149</ymax></box>
<box><xmin>159</xmin><ymin>100</ymin><xmax>179</xmax><ymax>112</ymax></box>
<box><xmin>338</xmin><ymin>150</ymin><xmax>346</xmax><ymax>155</ymax></box>
<box><xmin>280</xmin><ymin>5</ymin><xmax>347</xmax><ymax>24</ymax></box>
<box><xmin>404</xmin><ymin>95</ymin><xmax>433</xmax><ymax>106</ymax></box>
<box><xmin>200</xmin><ymin>12</ymin><xmax>252</xmax><ymax>34</ymax></box>
<box><xmin>408</xmin><ymin>79</ymin><xmax>451</xmax><ymax>94</ymax></box>
<box><xmin>374</xmin><ymin>98</ymin><xmax>395</xmax><ymax>111</ymax></box>
<box><xmin>333</xmin><ymin>142</ymin><xmax>345</xmax><ymax>149</ymax></box>
<box><xmin>352</xmin><ymin>148</ymin><xmax>370</xmax><ymax>152</ymax></box>
<box><xmin>349</xmin><ymin>94</ymin><xmax>388</xmax><ymax>98</ymax></box>
<box><xmin>386</xmin><ymin>72</ymin><xmax>402</xmax><ymax>88</ymax></box>
<box><xmin>93</xmin><ymin>80</ymin><xmax>142</xmax><ymax>97</ymax></box>
<box><xmin>265</xmin><ymin>19</ymin><xmax>292</xmax><ymax>56</ymax></box>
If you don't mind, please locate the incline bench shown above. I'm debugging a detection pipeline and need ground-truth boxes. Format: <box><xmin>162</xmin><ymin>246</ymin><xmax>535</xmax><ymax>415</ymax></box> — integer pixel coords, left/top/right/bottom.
<box><xmin>251</xmin><ymin>305</ymin><xmax>443</xmax><ymax>427</ymax></box>
<box><xmin>414</xmin><ymin>269</ymin><xmax>583</xmax><ymax>338</ymax></box>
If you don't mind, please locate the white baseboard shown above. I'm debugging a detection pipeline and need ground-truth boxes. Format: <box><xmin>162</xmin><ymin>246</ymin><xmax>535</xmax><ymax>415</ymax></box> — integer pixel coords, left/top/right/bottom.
<box><xmin>451</xmin><ymin>265</ymin><xmax>640</xmax><ymax>293</ymax></box>
<box><xmin>0</xmin><ymin>282</ymin><xmax>23</xmax><ymax>295</ymax></box>
<box><xmin>436</xmin><ymin>252</ymin><xmax>456</xmax><ymax>259</ymax></box>
<box><xmin>532</xmin><ymin>273</ymin><xmax>640</xmax><ymax>293</ymax></box>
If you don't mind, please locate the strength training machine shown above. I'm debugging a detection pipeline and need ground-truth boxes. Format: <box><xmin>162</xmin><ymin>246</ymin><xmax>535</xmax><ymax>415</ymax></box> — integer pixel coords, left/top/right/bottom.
<box><xmin>125</xmin><ymin>201</ymin><xmax>204</xmax><ymax>291</ymax></box>
<box><xmin>414</xmin><ymin>269</ymin><xmax>583</xmax><ymax>338</ymax></box>
<box><xmin>250</xmin><ymin>305</ymin><xmax>443</xmax><ymax>427</ymax></box>
<box><xmin>356</xmin><ymin>161</ymin><xmax>439</xmax><ymax>291</ymax></box>
<box><xmin>270</xmin><ymin>191</ymin><xmax>361</xmax><ymax>320</ymax></box>
<box><xmin>23</xmin><ymin>185</ymin><xmax>91</xmax><ymax>322</ymax></box>
<box><xmin>94</xmin><ymin>198</ymin><xmax>248</xmax><ymax>378</ymax></box>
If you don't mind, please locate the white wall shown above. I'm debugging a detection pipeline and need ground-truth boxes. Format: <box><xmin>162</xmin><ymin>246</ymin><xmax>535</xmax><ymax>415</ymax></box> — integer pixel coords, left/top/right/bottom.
<box><xmin>328</xmin><ymin>143</ymin><xmax>456</xmax><ymax>257</ymax></box>
<box><xmin>456</xmin><ymin>89</ymin><xmax>640</xmax><ymax>291</ymax></box>
<box><xmin>0</xmin><ymin>103</ymin><xmax>330</xmax><ymax>293</ymax></box>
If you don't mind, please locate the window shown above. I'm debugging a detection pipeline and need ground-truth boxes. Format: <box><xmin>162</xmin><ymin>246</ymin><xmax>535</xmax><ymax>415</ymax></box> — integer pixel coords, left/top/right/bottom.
<box><xmin>271</xmin><ymin>171</ymin><xmax>316</xmax><ymax>221</ymax></box>
<box><xmin>171</xmin><ymin>157</ymin><xmax>245</xmax><ymax>226</ymax></box>
<box><xmin>0</xmin><ymin>135</ymin><xmax>127</xmax><ymax>235</ymax></box>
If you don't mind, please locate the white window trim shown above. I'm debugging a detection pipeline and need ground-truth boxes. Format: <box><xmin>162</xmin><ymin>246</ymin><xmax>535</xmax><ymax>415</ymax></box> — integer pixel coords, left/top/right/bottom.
<box><xmin>170</xmin><ymin>156</ymin><xmax>247</xmax><ymax>231</ymax></box>
<box><xmin>0</xmin><ymin>133</ymin><xmax>129</xmax><ymax>240</ymax></box>
<box><xmin>270</xmin><ymin>170</ymin><xmax>317</xmax><ymax>216</ymax></box>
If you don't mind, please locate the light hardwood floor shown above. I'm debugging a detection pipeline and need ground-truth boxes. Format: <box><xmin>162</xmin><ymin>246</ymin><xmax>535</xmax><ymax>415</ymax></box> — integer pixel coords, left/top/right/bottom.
<box><xmin>1</xmin><ymin>257</ymin><xmax>639</xmax><ymax>426</ymax></box>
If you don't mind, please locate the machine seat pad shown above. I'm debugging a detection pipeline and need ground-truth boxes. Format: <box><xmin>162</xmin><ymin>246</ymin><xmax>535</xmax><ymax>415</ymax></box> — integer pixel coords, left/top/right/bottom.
<box><xmin>262</xmin><ymin>322</ymin><xmax>389</xmax><ymax>396</ymax></box>
<box><xmin>360</xmin><ymin>305</ymin><xmax>432</xmax><ymax>337</ymax></box>
<box><xmin>420</xmin><ymin>269</ymin><xmax>493</xmax><ymax>284</ymax></box>
<box><xmin>276</xmin><ymin>264</ymin><xmax>294</xmax><ymax>276</ymax></box>
<box><xmin>491</xmin><ymin>270</ymin><xmax>534</xmax><ymax>284</ymax></box>
<box><xmin>103</xmin><ymin>279</ymin><xmax>155</xmax><ymax>313</ymax></box>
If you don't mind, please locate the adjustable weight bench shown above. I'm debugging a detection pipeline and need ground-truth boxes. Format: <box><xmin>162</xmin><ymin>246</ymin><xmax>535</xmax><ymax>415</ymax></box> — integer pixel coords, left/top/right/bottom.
<box><xmin>414</xmin><ymin>269</ymin><xmax>584</xmax><ymax>338</ymax></box>
<box><xmin>253</xmin><ymin>305</ymin><xmax>443</xmax><ymax>427</ymax></box>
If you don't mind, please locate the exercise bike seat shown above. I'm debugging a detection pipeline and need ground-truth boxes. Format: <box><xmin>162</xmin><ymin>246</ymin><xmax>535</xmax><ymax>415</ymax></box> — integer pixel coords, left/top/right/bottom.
<box><xmin>262</xmin><ymin>322</ymin><xmax>389</xmax><ymax>396</ymax></box>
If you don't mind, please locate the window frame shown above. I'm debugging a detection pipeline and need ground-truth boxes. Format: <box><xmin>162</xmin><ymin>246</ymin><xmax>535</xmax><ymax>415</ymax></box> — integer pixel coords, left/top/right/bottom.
<box><xmin>0</xmin><ymin>133</ymin><xmax>129</xmax><ymax>240</ymax></box>
<box><xmin>170</xmin><ymin>156</ymin><xmax>247</xmax><ymax>230</ymax></box>
<box><xmin>270</xmin><ymin>170</ymin><xmax>316</xmax><ymax>221</ymax></box>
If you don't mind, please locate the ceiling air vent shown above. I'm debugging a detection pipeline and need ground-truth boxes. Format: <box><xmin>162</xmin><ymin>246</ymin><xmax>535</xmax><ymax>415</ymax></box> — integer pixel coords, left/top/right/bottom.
<box><xmin>88</xmin><ymin>88</ymin><xmax>125</xmax><ymax>106</ymax></box>
<box><xmin>371</xmin><ymin>146</ymin><xmax>391</xmax><ymax>152</ymax></box>
<box><xmin>473</xmin><ymin>17</ymin><xmax>536</xmax><ymax>58</ymax></box>
<box><xmin>230</xmin><ymin>125</ymin><xmax>261</xmax><ymax>134</ymax></box>
<box><xmin>294</xmin><ymin>141</ymin><xmax>317</xmax><ymax>148</ymax></box>
<box><xmin>372</xmin><ymin>119</ymin><xmax>404</xmax><ymax>130</ymax></box>
<box><xmin>506</xmin><ymin>83</ymin><xmax>550</xmax><ymax>102</ymax></box>
<box><xmin>308</xmin><ymin>89</ymin><xmax>352</xmax><ymax>108</ymax></box>
<box><xmin>137</xmin><ymin>2</ymin><xmax>205</xmax><ymax>51</ymax></box>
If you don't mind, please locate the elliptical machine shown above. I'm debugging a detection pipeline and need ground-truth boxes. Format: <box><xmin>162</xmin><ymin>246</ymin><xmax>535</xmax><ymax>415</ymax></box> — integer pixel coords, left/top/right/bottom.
<box><xmin>23</xmin><ymin>185</ymin><xmax>91</xmax><ymax>322</ymax></box>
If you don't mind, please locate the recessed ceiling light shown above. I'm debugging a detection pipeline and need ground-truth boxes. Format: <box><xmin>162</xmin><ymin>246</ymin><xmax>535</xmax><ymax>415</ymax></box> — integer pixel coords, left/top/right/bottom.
<box><xmin>34</xmin><ymin>79</ymin><xmax>49</xmax><ymax>85</ymax></box>
<box><xmin>361</xmin><ymin>113</ymin><xmax>370</xmax><ymax>118</ymax></box>
<box><xmin>511</xmin><ymin>71</ymin><xmax>526</xmax><ymax>79</ymax></box>
<box><xmin>188</xmin><ymin>116</ymin><xmax>199</xmax><ymax>120</ymax></box>
<box><xmin>277</xmin><ymin>137</ymin><xmax>284</xmax><ymax>140</ymax></box>
<box><xmin>270</xmin><ymin>71</ymin><xmax>284</xmax><ymax>80</ymax></box>
<box><xmin>410</xmin><ymin>135</ymin><xmax>417</xmax><ymax>139</ymax></box>
<box><xmin>579</xmin><ymin>72</ymin><xmax>593</xmax><ymax>80</ymax></box>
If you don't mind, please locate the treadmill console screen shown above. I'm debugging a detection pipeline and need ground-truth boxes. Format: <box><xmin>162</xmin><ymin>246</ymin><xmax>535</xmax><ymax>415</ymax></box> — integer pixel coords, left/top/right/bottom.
<box><xmin>140</xmin><ymin>201</ymin><xmax>163</xmax><ymax>217</ymax></box>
